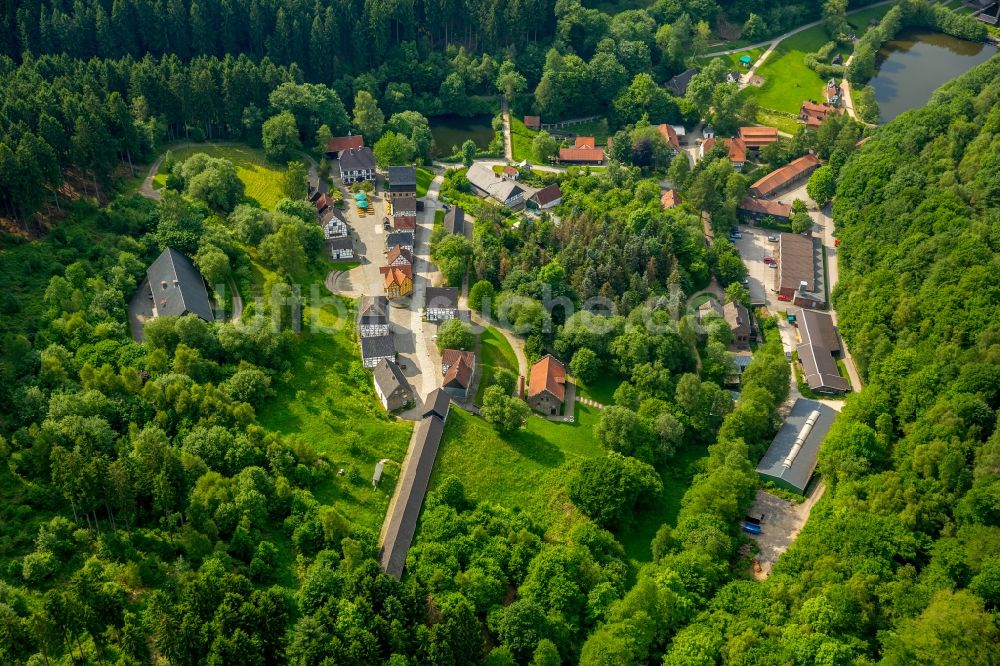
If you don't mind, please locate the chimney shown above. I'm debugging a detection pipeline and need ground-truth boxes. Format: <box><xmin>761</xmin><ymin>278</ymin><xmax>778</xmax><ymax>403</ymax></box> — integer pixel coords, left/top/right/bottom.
<box><xmin>518</xmin><ymin>375</ymin><xmax>525</xmax><ymax>399</ymax></box>
<box><xmin>799</xmin><ymin>280</ymin><xmax>808</xmax><ymax>293</ymax></box>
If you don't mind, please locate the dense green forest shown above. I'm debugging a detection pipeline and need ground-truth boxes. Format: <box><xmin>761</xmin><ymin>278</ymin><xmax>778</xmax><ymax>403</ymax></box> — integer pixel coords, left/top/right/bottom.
<box><xmin>1</xmin><ymin>0</ymin><xmax>998</xmax><ymax>662</ymax></box>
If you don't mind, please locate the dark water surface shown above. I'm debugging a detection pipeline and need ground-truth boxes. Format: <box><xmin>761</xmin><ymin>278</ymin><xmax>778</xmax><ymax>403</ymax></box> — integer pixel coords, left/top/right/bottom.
<box><xmin>870</xmin><ymin>29</ymin><xmax>996</xmax><ymax>122</ymax></box>
<box><xmin>429</xmin><ymin>115</ymin><xmax>494</xmax><ymax>156</ymax></box>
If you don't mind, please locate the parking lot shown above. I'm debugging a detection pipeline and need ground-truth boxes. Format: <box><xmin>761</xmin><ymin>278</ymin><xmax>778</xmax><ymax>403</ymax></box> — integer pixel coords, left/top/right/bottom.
<box><xmin>732</xmin><ymin>226</ymin><xmax>779</xmax><ymax>308</ymax></box>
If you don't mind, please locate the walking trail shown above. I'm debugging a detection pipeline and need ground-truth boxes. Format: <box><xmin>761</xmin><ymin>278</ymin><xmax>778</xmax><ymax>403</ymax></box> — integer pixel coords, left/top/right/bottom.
<box><xmin>501</xmin><ymin>95</ymin><xmax>513</xmax><ymax>161</ymax></box>
<box><xmin>707</xmin><ymin>0</ymin><xmax>898</xmax><ymax>59</ymax></box>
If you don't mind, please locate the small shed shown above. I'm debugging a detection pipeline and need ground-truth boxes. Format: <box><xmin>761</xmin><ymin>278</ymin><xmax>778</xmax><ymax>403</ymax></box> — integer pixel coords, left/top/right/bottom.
<box><xmin>740</xmin><ymin>55</ymin><xmax>753</xmax><ymax>66</ymax></box>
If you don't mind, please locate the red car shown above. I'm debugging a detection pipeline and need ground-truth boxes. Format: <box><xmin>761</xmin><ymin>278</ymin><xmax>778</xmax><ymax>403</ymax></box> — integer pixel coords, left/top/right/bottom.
<box><xmin>763</xmin><ymin>256</ymin><xmax>775</xmax><ymax>264</ymax></box>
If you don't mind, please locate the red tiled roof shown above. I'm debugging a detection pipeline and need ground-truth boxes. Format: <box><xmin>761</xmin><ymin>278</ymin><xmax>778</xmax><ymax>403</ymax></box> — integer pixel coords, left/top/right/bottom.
<box><xmin>559</xmin><ymin>147</ymin><xmax>604</xmax><ymax>163</ymax></box>
<box><xmin>524</xmin><ymin>115</ymin><xmax>541</xmax><ymax>128</ymax></box>
<box><xmin>657</xmin><ymin>124</ymin><xmax>682</xmax><ymax>152</ymax></box>
<box><xmin>383</xmin><ymin>266</ymin><xmax>411</xmax><ymax>288</ymax></box>
<box><xmin>443</xmin><ymin>350</ymin><xmax>475</xmax><ymax>389</ymax></box>
<box><xmin>385</xmin><ymin>244</ymin><xmax>413</xmax><ymax>266</ymax></box>
<box><xmin>738</xmin><ymin>196</ymin><xmax>791</xmax><ymax>218</ymax></box>
<box><xmin>327</xmin><ymin>135</ymin><xmax>364</xmax><ymax>153</ymax></box>
<box><xmin>503</xmin><ymin>165</ymin><xmax>518</xmax><ymax>176</ymax></box>
<box><xmin>751</xmin><ymin>154</ymin><xmax>820</xmax><ymax>198</ymax></box>
<box><xmin>703</xmin><ymin>137</ymin><xmax>746</xmax><ymax>163</ymax></box>
<box><xmin>528</xmin><ymin>354</ymin><xmax>566</xmax><ymax>401</ymax></box>
<box><xmin>313</xmin><ymin>192</ymin><xmax>332</xmax><ymax>211</ymax></box>
<box><xmin>661</xmin><ymin>188</ymin><xmax>681</xmax><ymax>209</ymax></box>
<box><xmin>532</xmin><ymin>183</ymin><xmax>562</xmax><ymax>206</ymax></box>
<box><xmin>393</xmin><ymin>215</ymin><xmax>416</xmax><ymax>230</ymax></box>
<box><xmin>738</xmin><ymin>126</ymin><xmax>778</xmax><ymax>147</ymax></box>
<box><xmin>574</xmin><ymin>136</ymin><xmax>596</xmax><ymax>149</ymax></box>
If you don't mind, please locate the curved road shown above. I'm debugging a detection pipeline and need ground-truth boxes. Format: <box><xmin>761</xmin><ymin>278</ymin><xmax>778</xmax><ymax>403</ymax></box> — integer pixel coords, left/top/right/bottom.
<box><xmin>705</xmin><ymin>0</ymin><xmax>898</xmax><ymax>58</ymax></box>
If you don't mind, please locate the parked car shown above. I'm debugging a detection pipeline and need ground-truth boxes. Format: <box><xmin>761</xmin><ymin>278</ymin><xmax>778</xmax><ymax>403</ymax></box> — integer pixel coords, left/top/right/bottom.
<box><xmin>768</xmin><ymin>235</ymin><xmax>778</xmax><ymax>242</ymax></box>
<box><xmin>768</xmin><ymin>262</ymin><xmax>777</xmax><ymax>269</ymax></box>
<box><xmin>763</xmin><ymin>256</ymin><xmax>775</xmax><ymax>264</ymax></box>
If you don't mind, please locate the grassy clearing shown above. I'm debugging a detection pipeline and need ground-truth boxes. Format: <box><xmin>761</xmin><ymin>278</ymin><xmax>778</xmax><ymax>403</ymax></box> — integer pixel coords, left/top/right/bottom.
<box><xmin>848</xmin><ymin>2</ymin><xmax>900</xmax><ymax>35</ymax></box>
<box><xmin>474</xmin><ymin>326</ymin><xmax>520</xmax><ymax>404</ymax></box>
<box><xmin>710</xmin><ymin>47</ymin><xmax>765</xmax><ymax>70</ymax></box>
<box><xmin>257</xmin><ymin>260</ymin><xmax>413</xmax><ymax>533</ymax></box>
<box><xmin>511</xmin><ymin>117</ymin><xmax>540</xmax><ymax>163</ymax></box>
<box><xmin>563</xmin><ymin>118</ymin><xmax>610</xmax><ymax>144</ymax></box>
<box><xmin>753</xmin><ymin>107</ymin><xmax>802</xmax><ymax>135</ymax></box>
<box><xmin>575</xmin><ymin>375</ymin><xmax>621</xmax><ymax>405</ymax></box>
<box><xmin>749</xmin><ymin>25</ymin><xmax>836</xmax><ymax>114</ymax></box>
<box><xmin>689</xmin><ymin>292</ymin><xmax>720</xmax><ymax>310</ymax></box>
<box><xmin>416</xmin><ymin>167</ymin><xmax>434</xmax><ymax>197</ymax></box>
<box><xmin>153</xmin><ymin>144</ymin><xmax>287</xmax><ymax>209</ymax></box>
<box><xmin>430</xmin><ymin>404</ymin><xmax>604</xmax><ymax>535</ymax></box>
<box><xmin>616</xmin><ymin>442</ymin><xmax>708</xmax><ymax>563</ymax></box>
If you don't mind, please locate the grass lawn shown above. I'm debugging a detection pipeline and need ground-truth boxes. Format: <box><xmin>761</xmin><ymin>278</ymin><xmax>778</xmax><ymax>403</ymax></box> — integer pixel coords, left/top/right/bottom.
<box><xmin>429</xmin><ymin>404</ymin><xmax>605</xmax><ymax>537</ymax></box>
<box><xmin>749</xmin><ymin>24</ymin><xmax>840</xmax><ymax>115</ymax></box>
<box><xmin>474</xmin><ymin>326</ymin><xmax>520</xmax><ymax>404</ymax></box>
<box><xmin>753</xmin><ymin>107</ymin><xmax>802</xmax><ymax>135</ymax></box>
<box><xmin>256</xmin><ymin>261</ymin><xmax>413</xmax><ymax>534</ymax></box>
<box><xmin>564</xmin><ymin>118</ymin><xmax>610</xmax><ymax>144</ymax></box>
<box><xmin>416</xmin><ymin>167</ymin><xmax>434</xmax><ymax>197</ymax></box>
<box><xmin>847</xmin><ymin>1</ymin><xmax>900</xmax><ymax>35</ymax></box>
<box><xmin>575</xmin><ymin>375</ymin><xmax>621</xmax><ymax>405</ymax></box>
<box><xmin>616</xmin><ymin>442</ymin><xmax>708</xmax><ymax>563</ymax></box>
<box><xmin>511</xmin><ymin>117</ymin><xmax>540</xmax><ymax>163</ymax></box>
<box><xmin>689</xmin><ymin>292</ymin><xmax>720</xmax><ymax>310</ymax></box>
<box><xmin>710</xmin><ymin>47</ymin><xmax>765</xmax><ymax>70</ymax></box>
<box><xmin>153</xmin><ymin>144</ymin><xmax>287</xmax><ymax>209</ymax></box>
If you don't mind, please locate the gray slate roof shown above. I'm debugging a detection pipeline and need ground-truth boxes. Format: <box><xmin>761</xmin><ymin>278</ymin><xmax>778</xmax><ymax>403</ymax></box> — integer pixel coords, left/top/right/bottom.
<box><xmin>756</xmin><ymin>398</ymin><xmax>836</xmax><ymax>493</ymax></box>
<box><xmin>422</xmin><ymin>388</ymin><xmax>452</xmax><ymax>420</ymax></box>
<box><xmin>340</xmin><ymin>146</ymin><xmax>376</xmax><ymax>171</ymax></box>
<box><xmin>667</xmin><ymin>68</ymin><xmax>697</xmax><ymax>96</ymax></box>
<box><xmin>361</xmin><ymin>334</ymin><xmax>395</xmax><ymax>360</ymax></box>
<box><xmin>146</xmin><ymin>247</ymin><xmax>214</xmax><ymax>322</ymax></box>
<box><xmin>385</xmin><ymin>230</ymin><xmax>414</xmax><ymax>248</ymax></box>
<box><xmin>443</xmin><ymin>206</ymin><xmax>466</xmax><ymax>236</ymax></box>
<box><xmin>328</xmin><ymin>236</ymin><xmax>354</xmax><ymax>251</ymax></box>
<box><xmin>373</xmin><ymin>358</ymin><xmax>409</xmax><ymax>396</ymax></box>
<box><xmin>379</xmin><ymin>412</ymin><xmax>446</xmax><ymax>578</ymax></box>
<box><xmin>388</xmin><ymin>166</ymin><xmax>417</xmax><ymax>188</ymax></box>
<box><xmin>359</xmin><ymin>295</ymin><xmax>389</xmax><ymax>327</ymax></box>
<box><xmin>425</xmin><ymin>287</ymin><xmax>459</xmax><ymax>310</ymax></box>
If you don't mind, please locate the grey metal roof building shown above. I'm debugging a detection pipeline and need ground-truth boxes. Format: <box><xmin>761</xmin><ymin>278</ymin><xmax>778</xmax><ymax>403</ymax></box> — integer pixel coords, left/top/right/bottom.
<box><xmin>379</xmin><ymin>388</ymin><xmax>451</xmax><ymax>578</ymax></box>
<box><xmin>145</xmin><ymin>247</ymin><xmax>214</xmax><ymax>322</ymax></box>
<box><xmin>797</xmin><ymin>309</ymin><xmax>850</xmax><ymax>394</ymax></box>
<box><xmin>443</xmin><ymin>206</ymin><xmax>467</xmax><ymax>237</ymax></box>
<box><xmin>756</xmin><ymin>398</ymin><xmax>836</xmax><ymax>493</ymax></box>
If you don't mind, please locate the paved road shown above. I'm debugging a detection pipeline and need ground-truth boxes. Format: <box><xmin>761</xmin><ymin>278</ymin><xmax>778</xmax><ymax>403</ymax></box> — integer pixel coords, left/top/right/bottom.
<box><xmin>433</xmin><ymin>158</ymin><xmax>567</xmax><ymax>174</ymax></box>
<box><xmin>328</xmin><ymin>173</ymin><xmax>446</xmax><ymax>420</ymax></box>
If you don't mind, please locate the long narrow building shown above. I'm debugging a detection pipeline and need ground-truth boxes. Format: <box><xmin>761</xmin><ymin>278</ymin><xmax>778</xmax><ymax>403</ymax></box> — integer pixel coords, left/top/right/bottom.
<box><xmin>379</xmin><ymin>390</ymin><xmax>451</xmax><ymax>578</ymax></box>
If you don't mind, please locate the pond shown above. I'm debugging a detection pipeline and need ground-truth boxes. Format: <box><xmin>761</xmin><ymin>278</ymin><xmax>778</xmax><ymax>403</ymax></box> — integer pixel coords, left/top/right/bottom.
<box><xmin>870</xmin><ymin>29</ymin><xmax>997</xmax><ymax>123</ymax></box>
<box><xmin>429</xmin><ymin>115</ymin><xmax>495</xmax><ymax>157</ymax></box>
